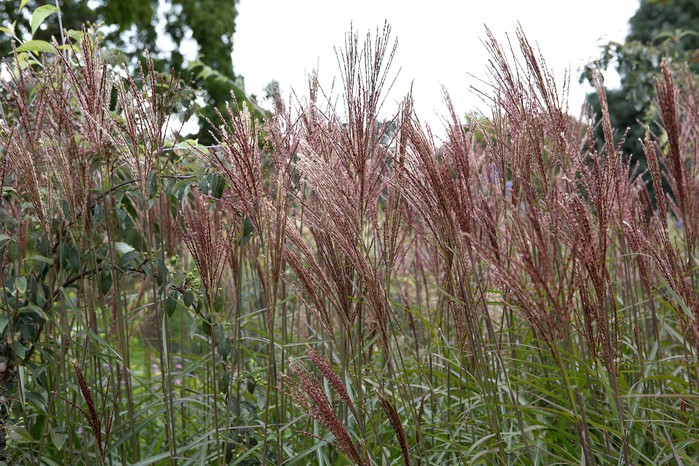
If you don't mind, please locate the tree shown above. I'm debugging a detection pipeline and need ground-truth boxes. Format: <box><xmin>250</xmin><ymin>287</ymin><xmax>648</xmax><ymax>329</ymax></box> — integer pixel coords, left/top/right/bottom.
<box><xmin>581</xmin><ymin>0</ymin><xmax>699</xmax><ymax>170</ymax></box>
<box><xmin>0</xmin><ymin>0</ymin><xmax>259</xmax><ymax>143</ymax></box>
<box><xmin>627</xmin><ymin>0</ymin><xmax>699</xmax><ymax>46</ymax></box>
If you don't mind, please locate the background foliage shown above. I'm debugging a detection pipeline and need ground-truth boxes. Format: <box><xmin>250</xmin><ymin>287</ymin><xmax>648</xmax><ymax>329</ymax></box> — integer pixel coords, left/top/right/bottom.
<box><xmin>0</xmin><ymin>0</ymin><xmax>257</xmax><ymax>144</ymax></box>
<box><xmin>582</xmin><ymin>0</ymin><xmax>699</xmax><ymax>170</ymax></box>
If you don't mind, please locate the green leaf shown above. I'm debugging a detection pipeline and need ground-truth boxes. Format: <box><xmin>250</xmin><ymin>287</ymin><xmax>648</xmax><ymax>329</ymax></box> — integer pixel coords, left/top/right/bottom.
<box><xmin>183</xmin><ymin>291</ymin><xmax>194</xmax><ymax>307</ymax></box>
<box><xmin>166</xmin><ymin>294</ymin><xmax>177</xmax><ymax>317</ymax></box>
<box><xmin>31</xmin><ymin>5</ymin><xmax>60</xmax><ymax>37</ymax></box>
<box><xmin>241</xmin><ymin>216</ymin><xmax>255</xmax><ymax>245</ymax></box>
<box><xmin>148</xmin><ymin>171</ymin><xmax>159</xmax><ymax>199</ymax></box>
<box><xmin>213</xmin><ymin>292</ymin><xmax>224</xmax><ymax>313</ymax></box>
<box><xmin>175</xmin><ymin>139</ymin><xmax>199</xmax><ymax>150</ymax></box>
<box><xmin>201</xmin><ymin>173</ymin><xmax>225</xmax><ymax>199</ymax></box>
<box><xmin>19</xmin><ymin>305</ymin><xmax>47</xmax><ymax>321</ymax></box>
<box><xmin>50</xmin><ymin>428</ymin><xmax>67</xmax><ymax>451</ymax></box>
<box><xmin>19</xmin><ymin>0</ymin><xmax>30</xmax><ymax>11</ymax></box>
<box><xmin>246</xmin><ymin>376</ymin><xmax>256</xmax><ymax>394</ymax></box>
<box><xmin>25</xmin><ymin>255</ymin><xmax>52</xmax><ymax>265</ymax></box>
<box><xmin>100</xmin><ymin>272</ymin><xmax>113</xmax><ymax>294</ymax></box>
<box><xmin>0</xmin><ymin>26</ymin><xmax>13</xmax><ymax>35</ymax></box>
<box><xmin>130</xmin><ymin>452</ymin><xmax>172</xmax><ymax>466</ymax></box>
<box><xmin>216</xmin><ymin>325</ymin><xmax>230</xmax><ymax>359</ymax></box>
<box><xmin>66</xmin><ymin>29</ymin><xmax>84</xmax><ymax>41</ymax></box>
<box><xmin>156</xmin><ymin>259</ymin><xmax>167</xmax><ymax>287</ymax></box>
<box><xmin>15</xmin><ymin>40</ymin><xmax>54</xmax><ymax>54</ymax></box>
<box><xmin>219</xmin><ymin>372</ymin><xmax>230</xmax><ymax>393</ymax></box>
<box><xmin>7</xmin><ymin>425</ymin><xmax>31</xmax><ymax>443</ymax></box>
<box><xmin>114</xmin><ymin>242</ymin><xmax>135</xmax><ymax>256</ymax></box>
<box><xmin>59</xmin><ymin>243</ymin><xmax>80</xmax><ymax>272</ymax></box>
<box><xmin>16</xmin><ymin>276</ymin><xmax>26</xmax><ymax>294</ymax></box>
<box><xmin>0</xmin><ymin>314</ymin><xmax>9</xmax><ymax>334</ymax></box>
<box><xmin>12</xmin><ymin>340</ymin><xmax>26</xmax><ymax>359</ymax></box>
<box><xmin>119</xmin><ymin>251</ymin><xmax>140</xmax><ymax>268</ymax></box>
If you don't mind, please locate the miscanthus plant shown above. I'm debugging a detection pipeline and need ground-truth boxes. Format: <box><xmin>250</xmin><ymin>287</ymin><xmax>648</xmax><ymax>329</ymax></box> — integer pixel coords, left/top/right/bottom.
<box><xmin>1</xmin><ymin>8</ymin><xmax>698</xmax><ymax>466</ymax></box>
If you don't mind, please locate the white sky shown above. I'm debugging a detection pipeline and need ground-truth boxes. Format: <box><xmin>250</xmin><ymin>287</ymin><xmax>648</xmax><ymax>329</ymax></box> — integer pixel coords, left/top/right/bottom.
<box><xmin>232</xmin><ymin>0</ymin><xmax>639</xmax><ymax>129</ymax></box>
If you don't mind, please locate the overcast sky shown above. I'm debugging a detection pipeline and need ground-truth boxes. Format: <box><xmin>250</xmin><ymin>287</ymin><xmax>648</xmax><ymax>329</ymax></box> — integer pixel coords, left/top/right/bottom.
<box><xmin>232</xmin><ymin>0</ymin><xmax>639</xmax><ymax>129</ymax></box>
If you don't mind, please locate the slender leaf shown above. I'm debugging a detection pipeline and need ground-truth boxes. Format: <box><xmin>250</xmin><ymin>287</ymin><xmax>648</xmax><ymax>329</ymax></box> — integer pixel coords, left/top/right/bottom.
<box><xmin>15</xmin><ymin>39</ymin><xmax>54</xmax><ymax>54</ymax></box>
<box><xmin>31</xmin><ymin>4</ymin><xmax>60</xmax><ymax>36</ymax></box>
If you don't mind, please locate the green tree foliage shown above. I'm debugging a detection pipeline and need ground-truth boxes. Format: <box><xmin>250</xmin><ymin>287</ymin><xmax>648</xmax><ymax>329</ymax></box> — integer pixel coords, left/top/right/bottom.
<box><xmin>168</xmin><ymin>0</ymin><xmax>236</xmax><ymax>74</ymax></box>
<box><xmin>0</xmin><ymin>1</ymin><xmax>96</xmax><ymax>50</ymax></box>
<box><xmin>627</xmin><ymin>0</ymin><xmax>699</xmax><ymax>45</ymax></box>
<box><xmin>582</xmin><ymin>0</ymin><xmax>699</xmax><ymax>169</ymax></box>
<box><xmin>0</xmin><ymin>0</ymin><xmax>257</xmax><ymax>143</ymax></box>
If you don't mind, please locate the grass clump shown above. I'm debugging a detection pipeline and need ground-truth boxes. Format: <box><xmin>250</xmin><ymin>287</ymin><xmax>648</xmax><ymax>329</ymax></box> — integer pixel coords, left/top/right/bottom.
<box><xmin>1</xmin><ymin>21</ymin><xmax>698</xmax><ymax>465</ymax></box>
